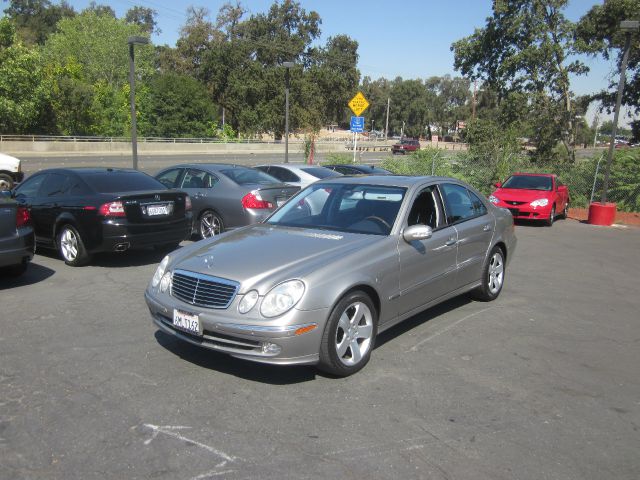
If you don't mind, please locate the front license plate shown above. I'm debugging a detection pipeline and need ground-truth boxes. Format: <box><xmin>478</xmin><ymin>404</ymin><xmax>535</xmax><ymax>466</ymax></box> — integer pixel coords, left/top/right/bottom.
<box><xmin>172</xmin><ymin>309</ymin><xmax>202</xmax><ymax>336</ymax></box>
<box><xmin>148</xmin><ymin>204</ymin><xmax>170</xmax><ymax>216</ymax></box>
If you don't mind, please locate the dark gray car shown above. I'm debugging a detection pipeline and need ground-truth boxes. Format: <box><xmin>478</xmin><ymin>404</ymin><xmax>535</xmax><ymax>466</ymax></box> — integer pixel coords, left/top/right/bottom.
<box><xmin>155</xmin><ymin>164</ymin><xmax>299</xmax><ymax>239</ymax></box>
<box><xmin>146</xmin><ymin>176</ymin><xmax>517</xmax><ymax>376</ymax></box>
<box><xmin>0</xmin><ymin>195</ymin><xmax>34</xmax><ymax>276</ymax></box>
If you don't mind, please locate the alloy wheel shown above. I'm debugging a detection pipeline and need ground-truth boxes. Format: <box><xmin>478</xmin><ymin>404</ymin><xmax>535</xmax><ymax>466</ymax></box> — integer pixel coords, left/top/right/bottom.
<box><xmin>200</xmin><ymin>212</ymin><xmax>222</xmax><ymax>238</ymax></box>
<box><xmin>60</xmin><ymin>228</ymin><xmax>79</xmax><ymax>261</ymax></box>
<box><xmin>335</xmin><ymin>301</ymin><xmax>374</xmax><ymax>367</ymax></box>
<box><xmin>487</xmin><ymin>251</ymin><xmax>504</xmax><ymax>295</ymax></box>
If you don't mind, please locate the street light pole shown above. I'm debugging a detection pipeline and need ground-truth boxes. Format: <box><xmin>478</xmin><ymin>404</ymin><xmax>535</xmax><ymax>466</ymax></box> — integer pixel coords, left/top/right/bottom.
<box><xmin>283</xmin><ymin>61</ymin><xmax>294</xmax><ymax>164</ymax></box>
<box><xmin>128</xmin><ymin>36</ymin><xmax>148</xmax><ymax>170</ymax></box>
<box><xmin>601</xmin><ymin>20</ymin><xmax>639</xmax><ymax>203</ymax></box>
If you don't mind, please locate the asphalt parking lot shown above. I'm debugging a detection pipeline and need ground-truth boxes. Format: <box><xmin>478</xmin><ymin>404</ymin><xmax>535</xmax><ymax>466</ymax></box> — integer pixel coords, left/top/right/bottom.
<box><xmin>1</xmin><ymin>219</ymin><xmax>639</xmax><ymax>480</ymax></box>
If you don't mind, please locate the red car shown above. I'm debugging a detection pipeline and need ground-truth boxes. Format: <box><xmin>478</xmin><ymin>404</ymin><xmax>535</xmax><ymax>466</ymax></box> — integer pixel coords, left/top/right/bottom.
<box><xmin>489</xmin><ymin>173</ymin><xmax>570</xmax><ymax>226</ymax></box>
<box><xmin>391</xmin><ymin>139</ymin><xmax>420</xmax><ymax>154</ymax></box>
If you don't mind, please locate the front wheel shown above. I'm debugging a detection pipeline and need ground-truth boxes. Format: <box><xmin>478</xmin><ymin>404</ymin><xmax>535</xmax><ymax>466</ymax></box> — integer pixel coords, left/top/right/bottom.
<box><xmin>58</xmin><ymin>224</ymin><xmax>91</xmax><ymax>266</ymax></box>
<box><xmin>546</xmin><ymin>205</ymin><xmax>556</xmax><ymax>226</ymax></box>
<box><xmin>471</xmin><ymin>246</ymin><xmax>505</xmax><ymax>302</ymax></box>
<box><xmin>199</xmin><ymin>210</ymin><xmax>224</xmax><ymax>239</ymax></box>
<box><xmin>318</xmin><ymin>291</ymin><xmax>377</xmax><ymax>377</ymax></box>
<box><xmin>0</xmin><ymin>173</ymin><xmax>13</xmax><ymax>191</ymax></box>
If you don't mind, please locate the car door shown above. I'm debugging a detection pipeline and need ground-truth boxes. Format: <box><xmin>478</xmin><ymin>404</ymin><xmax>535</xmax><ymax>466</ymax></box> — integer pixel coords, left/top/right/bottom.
<box><xmin>33</xmin><ymin>173</ymin><xmax>71</xmax><ymax>245</ymax></box>
<box><xmin>397</xmin><ymin>184</ymin><xmax>459</xmax><ymax>317</ymax></box>
<box><xmin>439</xmin><ymin>183</ymin><xmax>494</xmax><ymax>290</ymax></box>
<box><xmin>178</xmin><ymin>168</ymin><xmax>219</xmax><ymax>217</ymax></box>
<box><xmin>13</xmin><ymin>173</ymin><xmax>47</xmax><ymax>244</ymax></box>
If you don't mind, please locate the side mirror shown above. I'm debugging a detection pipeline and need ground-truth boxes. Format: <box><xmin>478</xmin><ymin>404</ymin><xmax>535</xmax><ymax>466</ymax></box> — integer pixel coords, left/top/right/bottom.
<box><xmin>403</xmin><ymin>224</ymin><xmax>433</xmax><ymax>242</ymax></box>
<box><xmin>494</xmin><ymin>182</ymin><xmax>502</xmax><ymax>188</ymax></box>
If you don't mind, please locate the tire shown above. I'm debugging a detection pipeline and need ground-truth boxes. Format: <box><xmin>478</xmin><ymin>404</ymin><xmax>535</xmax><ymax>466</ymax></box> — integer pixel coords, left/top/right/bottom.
<box><xmin>471</xmin><ymin>246</ymin><xmax>505</xmax><ymax>302</ymax></box>
<box><xmin>199</xmin><ymin>210</ymin><xmax>224</xmax><ymax>239</ymax></box>
<box><xmin>560</xmin><ymin>202</ymin><xmax>569</xmax><ymax>219</ymax></box>
<box><xmin>0</xmin><ymin>173</ymin><xmax>13</xmax><ymax>191</ymax></box>
<box><xmin>546</xmin><ymin>205</ymin><xmax>556</xmax><ymax>226</ymax></box>
<box><xmin>318</xmin><ymin>291</ymin><xmax>377</xmax><ymax>377</ymax></box>
<box><xmin>57</xmin><ymin>224</ymin><xmax>91</xmax><ymax>266</ymax></box>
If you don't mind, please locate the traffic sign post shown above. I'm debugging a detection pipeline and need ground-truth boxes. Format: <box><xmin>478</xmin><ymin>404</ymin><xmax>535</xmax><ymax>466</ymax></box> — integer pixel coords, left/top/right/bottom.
<box><xmin>348</xmin><ymin>92</ymin><xmax>370</xmax><ymax>163</ymax></box>
<box><xmin>348</xmin><ymin>92</ymin><xmax>369</xmax><ymax>116</ymax></box>
<box><xmin>350</xmin><ymin>116</ymin><xmax>364</xmax><ymax>133</ymax></box>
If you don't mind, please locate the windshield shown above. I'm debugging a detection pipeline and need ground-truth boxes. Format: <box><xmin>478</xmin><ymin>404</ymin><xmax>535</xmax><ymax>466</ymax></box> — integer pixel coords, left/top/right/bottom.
<box><xmin>502</xmin><ymin>175</ymin><xmax>552</xmax><ymax>191</ymax></box>
<box><xmin>221</xmin><ymin>168</ymin><xmax>280</xmax><ymax>185</ymax></box>
<box><xmin>267</xmin><ymin>183</ymin><xmax>406</xmax><ymax>235</ymax></box>
<box><xmin>300</xmin><ymin>167</ymin><xmax>341</xmax><ymax>179</ymax></box>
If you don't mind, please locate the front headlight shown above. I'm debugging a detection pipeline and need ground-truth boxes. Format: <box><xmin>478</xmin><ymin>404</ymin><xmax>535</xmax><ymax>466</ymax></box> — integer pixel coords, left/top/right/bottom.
<box><xmin>260</xmin><ymin>280</ymin><xmax>305</xmax><ymax>318</ymax></box>
<box><xmin>530</xmin><ymin>198</ymin><xmax>549</xmax><ymax>208</ymax></box>
<box><xmin>488</xmin><ymin>195</ymin><xmax>499</xmax><ymax>204</ymax></box>
<box><xmin>238</xmin><ymin>290</ymin><xmax>259</xmax><ymax>314</ymax></box>
<box><xmin>151</xmin><ymin>255</ymin><xmax>170</xmax><ymax>288</ymax></box>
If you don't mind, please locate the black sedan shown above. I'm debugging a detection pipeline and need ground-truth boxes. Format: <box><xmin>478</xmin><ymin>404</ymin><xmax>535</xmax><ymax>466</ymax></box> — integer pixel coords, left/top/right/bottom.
<box><xmin>155</xmin><ymin>164</ymin><xmax>299</xmax><ymax>239</ymax></box>
<box><xmin>11</xmin><ymin>168</ymin><xmax>192</xmax><ymax>266</ymax></box>
<box><xmin>0</xmin><ymin>195</ymin><xmax>35</xmax><ymax>276</ymax></box>
<box><xmin>323</xmin><ymin>164</ymin><xmax>392</xmax><ymax>175</ymax></box>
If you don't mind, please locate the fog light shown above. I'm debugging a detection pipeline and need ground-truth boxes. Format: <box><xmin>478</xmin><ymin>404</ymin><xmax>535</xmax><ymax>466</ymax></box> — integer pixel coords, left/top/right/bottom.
<box><xmin>261</xmin><ymin>342</ymin><xmax>281</xmax><ymax>355</ymax></box>
<box><xmin>159</xmin><ymin>272</ymin><xmax>172</xmax><ymax>293</ymax></box>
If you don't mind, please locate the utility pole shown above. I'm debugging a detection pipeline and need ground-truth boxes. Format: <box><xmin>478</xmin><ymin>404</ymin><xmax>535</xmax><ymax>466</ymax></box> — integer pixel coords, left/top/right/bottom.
<box><xmin>385</xmin><ymin>97</ymin><xmax>390</xmax><ymax>141</ymax></box>
<box><xmin>472</xmin><ymin>79</ymin><xmax>477</xmax><ymax>120</ymax></box>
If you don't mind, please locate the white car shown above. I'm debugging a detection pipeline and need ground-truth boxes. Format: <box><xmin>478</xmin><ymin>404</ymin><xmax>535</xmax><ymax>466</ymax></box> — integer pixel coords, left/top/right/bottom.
<box><xmin>254</xmin><ymin>164</ymin><xmax>341</xmax><ymax>189</ymax></box>
<box><xmin>0</xmin><ymin>153</ymin><xmax>24</xmax><ymax>190</ymax></box>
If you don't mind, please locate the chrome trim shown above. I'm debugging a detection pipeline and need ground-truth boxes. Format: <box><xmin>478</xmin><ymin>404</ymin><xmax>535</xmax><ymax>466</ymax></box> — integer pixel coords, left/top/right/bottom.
<box><xmin>220</xmin><ymin>322</ymin><xmax>317</xmax><ymax>333</ymax></box>
<box><xmin>171</xmin><ymin>269</ymin><xmax>239</xmax><ymax>309</ymax></box>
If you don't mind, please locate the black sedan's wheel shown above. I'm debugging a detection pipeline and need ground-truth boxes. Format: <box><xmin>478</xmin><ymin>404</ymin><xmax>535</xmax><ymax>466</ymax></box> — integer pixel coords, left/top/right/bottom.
<box><xmin>546</xmin><ymin>205</ymin><xmax>556</xmax><ymax>226</ymax></box>
<box><xmin>199</xmin><ymin>210</ymin><xmax>224</xmax><ymax>239</ymax></box>
<box><xmin>58</xmin><ymin>224</ymin><xmax>91</xmax><ymax>266</ymax></box>
<box><xmin>318</xmin><ymin>291</ymin><xmax>377</xmax><ymax>376</ymax></box>
<box><xmin>471</xmin><ymin>246</ymin><xmax>505</xmax><ymax>302</ymax></box>
<box><xmin>0</xmin><ymin>173</ymin><xmax>13</xmax><ymax>191</ymax></box>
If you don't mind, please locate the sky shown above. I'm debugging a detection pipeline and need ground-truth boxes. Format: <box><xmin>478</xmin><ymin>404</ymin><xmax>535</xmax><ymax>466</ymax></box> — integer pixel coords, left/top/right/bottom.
<box><xmin>63</xmin><ymin>0</ymin><xmax>637</xmax><ymax>126</ymax></box>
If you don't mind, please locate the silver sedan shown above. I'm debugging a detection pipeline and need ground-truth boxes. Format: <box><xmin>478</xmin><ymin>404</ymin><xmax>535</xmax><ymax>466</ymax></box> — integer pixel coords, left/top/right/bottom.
<box><xmin>145</xmin><ymin>176</ymin><xmax>517</xmax><ymax>376</ymax></box>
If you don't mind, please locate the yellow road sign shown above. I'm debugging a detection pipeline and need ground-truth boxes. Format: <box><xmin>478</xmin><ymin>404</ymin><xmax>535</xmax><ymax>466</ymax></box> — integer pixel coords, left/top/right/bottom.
<box><xmin>348</xmin><ymin>91</ymin><xmax>370</xmax><ymax>116</ymax></box>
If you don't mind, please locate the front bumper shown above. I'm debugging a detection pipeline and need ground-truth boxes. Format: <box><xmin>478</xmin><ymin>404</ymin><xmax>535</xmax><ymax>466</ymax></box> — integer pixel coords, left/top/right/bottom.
<box><xmin>497</xmin><ymin>202</ymin><xmax>552</xmax><ymax>221</ymax></box>
<box><xmin>145</xmin><ymin>289</ymin><xmax>327</xmax><ymax>366</ymax></box>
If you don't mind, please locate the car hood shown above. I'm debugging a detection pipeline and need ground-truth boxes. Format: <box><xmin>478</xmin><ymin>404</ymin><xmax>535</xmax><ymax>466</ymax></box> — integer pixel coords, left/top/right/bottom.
<box><xmin>494</xmin><ymin>188</ymin><xmax>553</xmax><ymax>202</ymax></box>
<box><xmin>172</xmin><ymin>224</ymin><xmax>384</xmax><ymax>292</ymax></box>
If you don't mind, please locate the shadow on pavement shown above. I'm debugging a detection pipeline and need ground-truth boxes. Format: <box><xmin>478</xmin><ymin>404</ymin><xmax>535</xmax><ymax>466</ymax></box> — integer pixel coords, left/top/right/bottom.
<box><xmin>154</xmin><ymin>330</ymin><xmax>317</xmax><ymax>385</ymax></box>
<box><xmin>0</xmin><ymin>262</ymin><xmax>55</xmax><ymax>289</ymax></box>
<box><xmin>34</xmin><ymin>245</ymin><xmax>180</xmax><ymax>268</ymax></box>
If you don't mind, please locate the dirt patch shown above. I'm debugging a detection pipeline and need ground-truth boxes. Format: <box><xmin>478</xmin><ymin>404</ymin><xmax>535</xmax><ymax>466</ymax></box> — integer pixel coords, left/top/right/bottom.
<box><xmin>569</xmin><ymin>208</ymin><xmax>640</xmax><ymax>226</ymax></box>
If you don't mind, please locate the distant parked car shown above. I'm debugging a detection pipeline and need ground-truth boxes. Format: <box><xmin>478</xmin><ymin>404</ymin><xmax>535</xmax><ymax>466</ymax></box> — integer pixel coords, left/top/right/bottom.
<box><xmin>0</xmin><ymin>152</ymin><xmax>24</xmax><ymax>191</ymax></box>
<box><xmin>489</xmin><ymin>173</ymin><xmax>570</xmax><ymax>226</ymax></box>
<box><xmin>146</xmin><ymin>175</ymin><xmax>516</xmax><ymax>376</ymax></box>
<box><xmin>155</xmin><ymin>164</ymin><xmax>299</xmax><ymax>239</ymax></box>
<box><xmin>323</xmin><ymin>164</ymin><xmax>392</xmax><ymax>175</ymax></box>
<box><xmin>11</xmin><ymin>168</ymin><xmax>192</xmax><ymax>266</ymax></box>
<box><xmin>0</xmin><ymin>194</ymin><xmax>34</xmax><ymax>276</ymax></box>
<box><xmin>254</xmin><ymin>164</ymin><xmax>341</xmax><ymax>189</ymax></box>
<box><xmin>392</xmin><ymin>139</ymin><xmax>420</xmax><ymax>155</ymax></box>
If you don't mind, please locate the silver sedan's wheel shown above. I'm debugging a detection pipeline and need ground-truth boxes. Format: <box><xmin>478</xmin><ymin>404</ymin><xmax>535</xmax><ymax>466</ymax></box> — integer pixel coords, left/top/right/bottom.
<box><xmin>471</xmin><ymin>246</ymin><xmax>505</xmax><ymax>302</ymax></box>
<box><xmin>58</xmin><ymin>225</ymin><xmax>90</xmax><ymax>266</ymax></box>
<box><xmin>335</xmin><ymin>301</ymin><xmax>374</xmax><ymax>367</ymax></box>
<box><xmin>487</xmin><ymin>251</ymin><xmax>504</xmax><ymax>296</ymax></box>
<box><xmin>319</xmin><ymin>291</ymin><xmax>377</xmax><ymax>376</ymax></box>
<box><xmin>199</xmin><ymin>210</ymin><xmax>223</xmax><ymax>239</ymax></box>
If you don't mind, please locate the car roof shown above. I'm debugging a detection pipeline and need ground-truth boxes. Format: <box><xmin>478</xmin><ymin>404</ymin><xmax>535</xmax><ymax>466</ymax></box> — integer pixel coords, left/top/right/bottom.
<box><xmin>166</xmin><ymin>163</ymin><xmax>250</xmax><ymax>171</ymax></box>
<box><xmin>314</xmin><ymin>175</ymin><xmax>458</xmax><ymax>188</ymax></box>
<box><xmin>511</xmin><ymin>172</ymin><xmax>555</xmax><ymax>178</ymax></box>
<box><xmin>28</xmin><ymin>167</ymin><xmax>141</xmax><ymax>176</ymax></box>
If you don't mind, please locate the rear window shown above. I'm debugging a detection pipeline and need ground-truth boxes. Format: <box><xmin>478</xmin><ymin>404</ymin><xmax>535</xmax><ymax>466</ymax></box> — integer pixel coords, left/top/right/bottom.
<box><xmin>83</xmin><ymin>171</ymin><xmax>166</xmax><ymax>193</ymax></box>
<box><xmin>221</xmin><ymin>168</ymin><xmax>279</xmax><ymax>185</ymax></box>
<box><xmin>300</xmin><ymin>167</ymin><xmax>340</xmax><ymax>179</ymax></box>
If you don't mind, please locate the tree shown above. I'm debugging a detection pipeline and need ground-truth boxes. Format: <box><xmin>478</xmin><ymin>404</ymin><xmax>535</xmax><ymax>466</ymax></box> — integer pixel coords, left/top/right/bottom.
<box><xmin>575</xmin><ymin>0</ymin><xmax>640</xmax><ymax>116</ymax></box>
<box><xmin>3</xmin><ymin>0</ymin><xmax>75</xmax><ymax>45</ymax></box>
<box><xmin>451</xmin><ymin>0</ymin><xmax>587</xmax><ymax>160</ymax></box>
<box><xmin>0</xmin><ymin>17</ymin><xmax>51</xmax><ymax>133</ymax></box>
<box><xmin>125</xmin><ymin>6</ymin><xmax>160</xmax><ymax>35</ymax></box>
<box><xmin>83</xmin><ymin>1</ymin><xmax>115</xmax><ymax>18</ymax></box>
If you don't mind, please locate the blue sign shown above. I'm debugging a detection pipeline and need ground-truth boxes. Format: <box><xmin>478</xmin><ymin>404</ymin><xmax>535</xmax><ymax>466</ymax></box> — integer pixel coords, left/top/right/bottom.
<box><xmin>350</xmin><ymin>116</ymin><xmax>364</xmax><ymax>133</ymax></box>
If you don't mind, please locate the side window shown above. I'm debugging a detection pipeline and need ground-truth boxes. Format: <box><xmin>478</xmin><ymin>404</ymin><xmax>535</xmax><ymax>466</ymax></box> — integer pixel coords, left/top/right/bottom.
<box><xmin>14</xmin><ymin>174</ymin><xmax>46</xmax><ymax>198</ymax></box>
<box><xmin>406</xmin><ymin>186</ymin><xmax>442</xmax><ymax>229</ymax></box>
<box><xmin>440</xmin><ymin>183</ymin><xmax>476</xmax><ymax>224</ymax></box>
<box><xmin>40</xmin><ymin>173</ymin><xmax>69</xmax><ymax>197</ymax></box>
<box><xmin>467</xmin><ymin>189</ymin><xmax>488</xmax><ymax>217</ymax></box>
<box><xmin>270</xmin><ymin>167</ymin><xmax>300</xmax><ymax>183</ymax></box>
<box><xmin>181</xmin><ymin>169</ymin><xmax>212</xmax><ymax>189</ymax></box>
<box><xmin>157</xmin><ymin>169</ymin><xmax>182</xmax><ymax>188</ymax></box>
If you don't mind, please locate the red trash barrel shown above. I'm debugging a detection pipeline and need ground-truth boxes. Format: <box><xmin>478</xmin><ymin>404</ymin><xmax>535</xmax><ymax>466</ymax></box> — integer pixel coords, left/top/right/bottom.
<box><xmin>588</xmin><ymin>202</ymin><xmax>617</xmax><ymax>226</ymax></box>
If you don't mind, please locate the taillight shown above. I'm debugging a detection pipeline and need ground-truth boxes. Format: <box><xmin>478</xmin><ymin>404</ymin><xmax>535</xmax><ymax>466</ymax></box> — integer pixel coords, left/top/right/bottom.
<box><xmin>16</xmin><ymin>206</ymin><xmax>30</xmax><ymax>227</ymax></box>
<box><xmin>185</xmin><ymin>195</ymin><xmax>192</xmax><ymax>211</ymax></box>
<box><xmin>99</xmin><ymin>201</ymin><xmax>126</xmax><ymax>217</ymax></box>
<box><xmin>241</xmin><ymin>191</ymin><xmax>273</xmax><ymax>209</ymax></box>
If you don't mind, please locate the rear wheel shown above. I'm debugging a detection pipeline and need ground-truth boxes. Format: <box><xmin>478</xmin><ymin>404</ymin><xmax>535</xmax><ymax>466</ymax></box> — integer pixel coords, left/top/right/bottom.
<box><xmin>561</xmin><ymin>202</ymin><xmax>569</xmax><ymax>219</ymax></box>
<box><xmin>0</xmin><ymin>173</ymin><xmax>13</xmax><ymax>191</ymax></box>
<box><xmin>318</xmin><ymin>291</ymin><xmax>377</xmax><ymax>377</ymax></box>
<box><xmin>58</xmin><ymin>225</ymin><xmax>91</xmax><ymax>266</ymax></box>
<box><xmin>471</xmin><ymin>246</ymin><xmax>505</xmax><ymax>302</ymax></box>
<box><xmin>199</xmin><ymin>210</ymin><xmax>224</xmax><ymax>239</ymax></box>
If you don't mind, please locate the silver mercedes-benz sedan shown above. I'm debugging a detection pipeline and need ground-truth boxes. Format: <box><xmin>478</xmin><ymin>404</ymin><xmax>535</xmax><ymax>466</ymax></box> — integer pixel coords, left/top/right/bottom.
<box><xmin>145</xmin><ymin>176</ymin><xmax>517</xmax><ymax>376</ymax></box>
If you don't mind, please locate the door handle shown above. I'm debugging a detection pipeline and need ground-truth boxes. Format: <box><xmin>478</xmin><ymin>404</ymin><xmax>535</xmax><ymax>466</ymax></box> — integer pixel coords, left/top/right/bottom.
<box><xmin>483</xmin><ymin>224</ymin><xmax>492</xmax><ymax>232</ymax></box>
<box><xmin>445</xmin><ymin>237</ymin><xmax>457</xmax><ymax>246</ymax></box>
